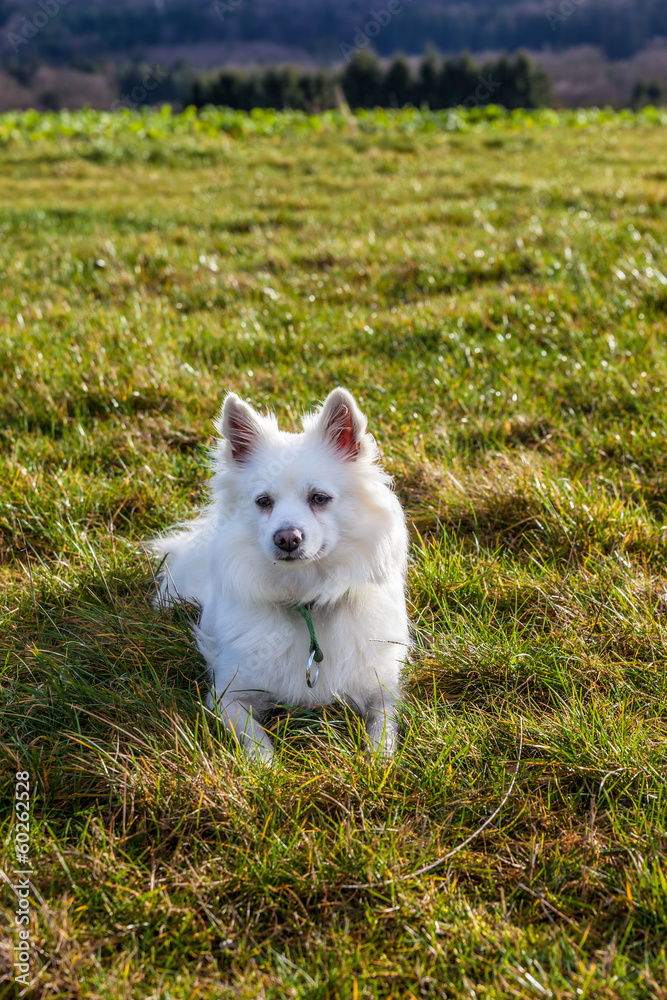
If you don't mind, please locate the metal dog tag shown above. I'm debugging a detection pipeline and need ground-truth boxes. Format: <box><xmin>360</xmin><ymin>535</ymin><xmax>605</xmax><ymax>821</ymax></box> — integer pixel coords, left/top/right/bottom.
<box><xmin>306</xmin><ymin>650</ymin><xmax>319</xmax><ymax>688</ymax></box>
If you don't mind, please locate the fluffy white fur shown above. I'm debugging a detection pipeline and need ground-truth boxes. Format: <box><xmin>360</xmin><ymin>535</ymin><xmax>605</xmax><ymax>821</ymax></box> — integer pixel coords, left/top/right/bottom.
<box><xmin>150</xmin><ymin>387</ymin><xmax>410</xmax><ymax>762</ymax></box>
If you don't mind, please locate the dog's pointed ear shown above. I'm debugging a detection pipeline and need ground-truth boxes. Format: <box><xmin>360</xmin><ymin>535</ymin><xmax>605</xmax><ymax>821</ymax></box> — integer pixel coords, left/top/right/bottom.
<box><xmin>220</xmin><ymin>393</ymin><xmax>263</xmax><ymax>463</ymax></box>
<box><xmin>318</xmin><ymin>388</ymin><xmax>367</xmax><ymax>461</ymax></box>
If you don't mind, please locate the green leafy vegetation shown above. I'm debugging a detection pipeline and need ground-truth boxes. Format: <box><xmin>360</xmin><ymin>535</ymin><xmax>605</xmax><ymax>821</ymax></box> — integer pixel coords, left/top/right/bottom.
<box><xmin>1</xmin><ymin>108</ymin><xmax>667</xmax><ymax>998</ymax></box>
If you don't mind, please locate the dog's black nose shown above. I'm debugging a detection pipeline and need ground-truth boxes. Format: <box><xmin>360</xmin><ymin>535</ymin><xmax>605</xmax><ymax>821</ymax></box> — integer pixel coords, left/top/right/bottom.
<box><xmin>274</xmin><ymin>527</ymin><xmax>303</xmax><ymax>553</ymax></box>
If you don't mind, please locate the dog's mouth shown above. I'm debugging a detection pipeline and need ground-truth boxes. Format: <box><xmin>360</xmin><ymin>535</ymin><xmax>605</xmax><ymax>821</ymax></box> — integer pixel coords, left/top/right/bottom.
<box><xmin>273</xmin><ymin>544</ymin><xmax>328</xmax><ymax>563</ymax></box>
<box><xmin>274</xmin><ymin>551</ymin><xmax>309</xmax><ymax>562</ymax></box>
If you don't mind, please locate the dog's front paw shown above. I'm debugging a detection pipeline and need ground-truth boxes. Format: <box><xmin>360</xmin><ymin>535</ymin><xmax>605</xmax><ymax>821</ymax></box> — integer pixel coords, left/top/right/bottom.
<box><xmin>365</xmin><ymin>711</ymin><xmax>398</xmax><ymax>760</ymax></box>
<box><xmin>207</xmin><ymin>694</ymin><xmax>275</xmax><ymax>763</ymax></box>
<box><xmin>242</xmin><ymin>735</ymin><xmax>276</xmax><ymax>766</ymax></box>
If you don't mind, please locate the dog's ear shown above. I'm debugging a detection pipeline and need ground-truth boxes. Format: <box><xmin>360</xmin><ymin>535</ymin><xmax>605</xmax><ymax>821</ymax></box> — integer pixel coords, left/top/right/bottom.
<box><xmin>220</xmin><ymin>393</ymin><xmax>263</xmax><ymax>463</ymax></box>
<box><xmin>318</xmin><ymin>388</ymin><xmax>367</xmax><ymax>461</ymax></box>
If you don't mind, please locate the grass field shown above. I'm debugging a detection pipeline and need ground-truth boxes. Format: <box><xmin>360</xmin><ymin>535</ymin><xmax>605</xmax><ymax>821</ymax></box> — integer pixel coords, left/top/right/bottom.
<box><xmin>1</xmin><ymin>107</ymin><xmax>667</xmax><ymax>999</ymax></box>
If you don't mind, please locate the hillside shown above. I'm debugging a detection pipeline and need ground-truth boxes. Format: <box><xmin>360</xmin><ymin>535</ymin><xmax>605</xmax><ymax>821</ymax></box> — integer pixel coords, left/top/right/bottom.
<box><xmin>1</xmin><ymin>0</ymin><xmax>666</xmax><ymax>66</ymax></box>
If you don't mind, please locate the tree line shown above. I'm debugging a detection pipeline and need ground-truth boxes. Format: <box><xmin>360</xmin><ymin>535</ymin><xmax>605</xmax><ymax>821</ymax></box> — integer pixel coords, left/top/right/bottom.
<box><xmin>189</xmin><ymin>51</ymin><xmax>552</xmax><ymax>113</ymax></box>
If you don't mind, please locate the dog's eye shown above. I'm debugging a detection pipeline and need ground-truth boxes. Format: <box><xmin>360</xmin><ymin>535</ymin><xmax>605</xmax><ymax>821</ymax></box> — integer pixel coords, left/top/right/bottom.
<box><xmin>255</xmin><ymin>495</ymin><xmax>273</xmax><ymax>509</ymax></box>
<box><xmin>310</xmin><ymin>492</ymin><xmax>331</xmax><ymax>506</ymax></box>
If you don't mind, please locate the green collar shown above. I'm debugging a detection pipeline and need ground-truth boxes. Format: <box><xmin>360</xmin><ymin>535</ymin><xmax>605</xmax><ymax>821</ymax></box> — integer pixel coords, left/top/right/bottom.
<box><xmin>299</xmin><ymin>602</ymin><xmax>323</xmax><ymax>688</ymax></box>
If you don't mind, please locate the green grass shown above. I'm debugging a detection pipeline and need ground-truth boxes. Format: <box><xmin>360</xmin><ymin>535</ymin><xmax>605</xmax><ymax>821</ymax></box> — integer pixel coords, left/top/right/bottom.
<box><xmin>1</xmin><ymin>107</ymin><xmax>667</xmax><ymax>999</ymax></box>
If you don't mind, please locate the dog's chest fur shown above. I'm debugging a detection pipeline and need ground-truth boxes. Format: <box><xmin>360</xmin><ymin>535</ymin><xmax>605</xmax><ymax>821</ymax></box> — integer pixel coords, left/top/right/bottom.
<box><xmin>198</xmin><ymin>579</ymin><xmax>406</xmax><ymax>709</ymax></box>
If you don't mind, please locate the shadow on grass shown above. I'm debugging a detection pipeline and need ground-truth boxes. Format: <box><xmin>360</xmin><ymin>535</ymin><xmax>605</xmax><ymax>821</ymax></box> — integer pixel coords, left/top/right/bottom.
<box><xmin>1</xmin><ymin>562</ymin><xmax>383</xmax><ymax>813</ymax></box>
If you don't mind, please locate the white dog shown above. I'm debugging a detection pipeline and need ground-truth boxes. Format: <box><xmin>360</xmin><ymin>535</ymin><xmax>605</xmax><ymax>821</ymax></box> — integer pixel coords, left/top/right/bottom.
<box><xmin>151</xmin><ymin>388</ymin><xmax>409</xmax><ymax>762</ymax></box>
